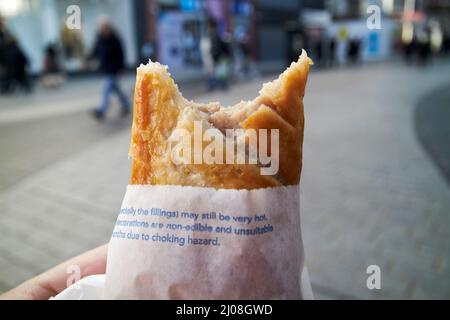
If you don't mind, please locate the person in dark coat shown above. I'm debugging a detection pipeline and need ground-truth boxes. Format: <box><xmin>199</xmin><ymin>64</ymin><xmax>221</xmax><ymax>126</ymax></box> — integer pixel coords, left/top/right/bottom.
<box><xmin>347</xmin><ymin>38</ymin><xmax>361</xmax><ymax>65</ymax></box>
<box><xmin>1</xmin><ymin>34</ymin><xmax>31</xmax><ymax>94</ymax></box>
<box><xmin>328</xmin><ymin>37</ymin><xmax>336</xmax><ymax>67</ymax></box>
<box><xmin>0</xmin><ymin>17</ymin><xmax>6</xmax><ymax>93</ymax></box>
<box><xmin>44</xmin><ymin>44</ymin><xmax>60</xmax><ymax>74</ymax></box>
<box><xmin>90</xmin><ymin>17</ymin><xmax>130</xmax><ymax>120</ymax></box>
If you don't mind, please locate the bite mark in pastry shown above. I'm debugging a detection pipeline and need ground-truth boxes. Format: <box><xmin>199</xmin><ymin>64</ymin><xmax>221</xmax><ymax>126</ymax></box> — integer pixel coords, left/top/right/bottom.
<box><xmin>129</xmin><ymin>51</ymin><xmax>312</xmax><ymax>189</ymax></box>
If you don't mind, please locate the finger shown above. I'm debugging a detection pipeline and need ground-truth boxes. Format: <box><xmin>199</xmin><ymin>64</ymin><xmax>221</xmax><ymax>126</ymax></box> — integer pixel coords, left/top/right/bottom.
<box><xmin>0</xmin><ymin>244</ymin><xmax>108</xmax><ymax>300</ymax></box>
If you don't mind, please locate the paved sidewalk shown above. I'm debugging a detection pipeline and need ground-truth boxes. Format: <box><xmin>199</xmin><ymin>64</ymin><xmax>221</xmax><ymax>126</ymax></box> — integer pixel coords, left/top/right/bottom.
<box><xmin>0</xmin><ymin>73</ymin><xmax>206</xmax><ymax>124</ymax></box>
<box><xmin>0</xmin><ymin>75</ymin><xmax>206</xmax><ymax>192</ymax></box>
<box><xmin>0</xmin><ymin>75</ymin><xmax>135</xmax><ymax>124</ymax></box>
<box><xmin>1</xmin><ymin>61</ymin><xmax>450</xmax><ymax>299</ymax></box>
<box><xmin>301</xmin><ymin>61</ymin><xmax>450</xmax><ymax>299</ymax></box>
<box><xmin>415</xmin><ymin>82</ymin><xmax>450</xmax><ymax>185</ymax></box>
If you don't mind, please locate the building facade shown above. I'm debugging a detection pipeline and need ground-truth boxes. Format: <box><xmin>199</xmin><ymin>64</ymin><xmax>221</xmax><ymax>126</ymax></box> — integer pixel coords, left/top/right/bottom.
<box><xmin>1</xmin><ymin>0</ymin><xmax>303</xmax><ymax>76</ymax></box>
<box><xmin>2</xmin><ymin>0</ymin><xmax>447</xmax><ymax>76</ymax></box>
<box><xmin>301</xmin><ymin>0</ymin><xmax>397</xmax><ymax>63</ymax></box>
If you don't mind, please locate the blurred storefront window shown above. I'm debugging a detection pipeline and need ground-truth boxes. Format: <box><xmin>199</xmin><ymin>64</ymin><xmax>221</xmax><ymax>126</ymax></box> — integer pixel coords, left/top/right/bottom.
<box><xmin>325</xmin><ymin>0</ymin><xmax>363</xmax><ymax>20</ymax></box>
<box><xmin>257</xmin><ymin>0</ymin><xmax>300</xmax><ymax>71</ymax></box>
<box><xmin>155</xmin><ymin>0</ymin><xmax>256</xmax><ymax>74</ymax></box>
<box><xmin>157</xmin><ymin>9</ymin><xmax>205</xmax><ymax>69</ymax></box>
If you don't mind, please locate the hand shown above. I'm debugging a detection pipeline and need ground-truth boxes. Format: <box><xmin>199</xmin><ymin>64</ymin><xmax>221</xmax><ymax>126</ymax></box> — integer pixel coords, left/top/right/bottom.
<box><xmin>0</xmin><ymin>244</ymin><xmax>108</xmax><ymax>300</ymax></box>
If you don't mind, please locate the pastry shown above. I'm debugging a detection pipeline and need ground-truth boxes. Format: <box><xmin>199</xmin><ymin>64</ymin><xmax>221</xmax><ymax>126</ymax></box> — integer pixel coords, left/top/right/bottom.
<box><xmin>129</xmin><ymin>50</ymin><xmax>312</xmax><ymax>189</ymax></box>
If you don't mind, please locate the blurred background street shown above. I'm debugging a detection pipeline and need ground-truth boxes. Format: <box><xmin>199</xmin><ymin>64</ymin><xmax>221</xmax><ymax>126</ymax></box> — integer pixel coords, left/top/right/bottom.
<box><xmin>1</xmin><ymin>0</ymin><xmax>450</xmax><ymax>299</ymax></box>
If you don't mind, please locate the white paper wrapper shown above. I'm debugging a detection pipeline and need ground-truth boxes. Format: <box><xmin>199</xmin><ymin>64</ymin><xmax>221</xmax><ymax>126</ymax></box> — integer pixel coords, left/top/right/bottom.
<box><xmin>53</xmin><ymin>270</ymin><xmax>312</xmax><ymax>300</ymax></box>
<box><xmin>52</xmin><ymin>275</ymin><xmax>105</xmax><ymax>300</ymax></box>
<box><xmin>102</xmin><ymin>185</ymin><xmax>312</xmax><ymax>300</ymax></box>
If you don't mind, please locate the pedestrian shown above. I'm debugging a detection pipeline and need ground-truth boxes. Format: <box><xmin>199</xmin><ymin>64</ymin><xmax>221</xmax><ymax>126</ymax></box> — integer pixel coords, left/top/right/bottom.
<box><xmin>328</xmin><ymin>37</ymin><xmax>336</xmax><ymax>67</ymax></box>
<box><xmin>347</xmin><ymin>38</ymin><xmax>361</xmax><ymax>65</ymax></box>
<box><xmin>315</xmin><ymin>39</ymin><xmax>323</xmax><ymax>67</ymax></box>
<box><xmin>2</xmin><ymin>35</ymin><xmax>31</xmax><ymax>94</ymax></box>
<box><xmin>417</xmin><ymin>28</ymin><xmax>431</xmax><ymax>66</ymax></box>
<box><xmin>89</xmin><ymin>16</ymin><xmax>130</xmax><ymax>121</ymax></box>
<box><xmin>1</xmin><ymin>16</ymin><xmax>31</xmax><ymax>94</ymax></box>
<box><xmin>234</xmin><ymin>25</ymin><xmax>252</xmax><ymax>80</ymax></box>
<box><xmin>0</xmin><ymin>17</ymin><xmax>7</xmax><ymax>93</ymax></box>
<box><xmin>41</xmin><ymin>43</ymin><xmax>65</xmax><ymax>88</ymax></box>
<box><xmin>403</xmin><ymin>39</ymin><xmax>416</xmax><ymax>64</ymax></box>
<box><xmin>207</xmin><ymin>19</ymin><xmax>231</xmax><ymax>91</ymax></box>
<box><xmin>200</xmin><ymin>26</ymin><xmax>215</xmax><ymax>88</ymax></box>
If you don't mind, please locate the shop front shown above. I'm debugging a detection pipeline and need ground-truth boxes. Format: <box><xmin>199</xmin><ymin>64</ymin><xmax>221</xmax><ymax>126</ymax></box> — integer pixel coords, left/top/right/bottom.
<box><xmin>153</xmin><ymin>0</ymin><xmax>256</xmax><ymax>78</ymax></box>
